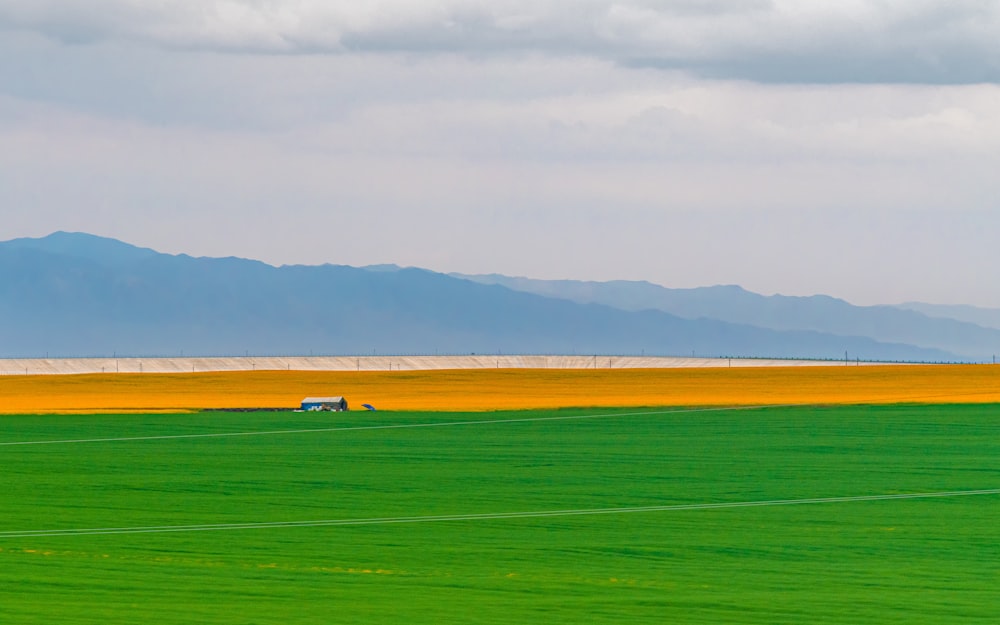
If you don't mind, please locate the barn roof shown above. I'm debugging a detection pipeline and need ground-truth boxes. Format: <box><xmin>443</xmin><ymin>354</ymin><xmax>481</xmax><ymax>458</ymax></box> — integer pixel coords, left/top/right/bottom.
<box><xmin>302</xmin><ymin>396</ymin><xmax>345</xmax><ymax>403</ymax></box>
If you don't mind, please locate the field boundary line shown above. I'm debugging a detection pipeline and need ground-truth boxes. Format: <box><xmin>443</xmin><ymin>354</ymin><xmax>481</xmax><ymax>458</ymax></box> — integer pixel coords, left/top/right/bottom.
<box><xmin>2</xmin><ymin>489</ymin><xmax>998</xmax><ymax>539</ymax></box>
<box><xmin>0</xmin><ymin>404</ymin><xmax>797</xmax><ymax>447</ymax></box>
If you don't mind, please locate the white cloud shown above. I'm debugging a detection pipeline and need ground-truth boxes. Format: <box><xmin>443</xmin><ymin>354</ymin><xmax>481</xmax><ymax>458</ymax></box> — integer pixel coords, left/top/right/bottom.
<box><xmin>3</xmin><ymin>3</ymin><xmax>1000</xmax><ymax>306</ymax></box>
<box><xmin>2</xmin><ymin>1</ymin><xmax>999</xmax><ymax>83</ymax></box>
<box><xmin>4</xmin><ymin>73</ymin><xmax>999</xmax><ymax>282</ymax></box>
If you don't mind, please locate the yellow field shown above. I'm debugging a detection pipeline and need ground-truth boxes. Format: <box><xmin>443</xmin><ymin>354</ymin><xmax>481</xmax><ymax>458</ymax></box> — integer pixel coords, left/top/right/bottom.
<box><xmin>1</xmin><ymin>364</ymin><xmax>999</xmax><ymax>413</ymax></box>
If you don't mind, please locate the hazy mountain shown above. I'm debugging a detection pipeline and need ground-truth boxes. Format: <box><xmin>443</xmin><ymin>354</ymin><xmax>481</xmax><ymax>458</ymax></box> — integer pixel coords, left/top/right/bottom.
<box><xmin>896</xmin><ymin>302</ymin><xmax>1000</xmax><ymax>332</ymax></box>
<box><xmin>0</xmin><ymin>232</ymin><xmax>959</xmax><ymax>361</ymax></box>
<box><xmin>452</xmin><ymin>274</ymin><xmax>1000</xmax><ymax>361</ymax></box>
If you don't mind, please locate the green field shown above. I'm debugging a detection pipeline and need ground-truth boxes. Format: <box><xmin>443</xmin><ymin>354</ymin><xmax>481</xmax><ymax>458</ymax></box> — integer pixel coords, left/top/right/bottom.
<box><xmin>2</xmin><ymin>405</ymin><xmax>999</xmax><ymax>623</ymax></box>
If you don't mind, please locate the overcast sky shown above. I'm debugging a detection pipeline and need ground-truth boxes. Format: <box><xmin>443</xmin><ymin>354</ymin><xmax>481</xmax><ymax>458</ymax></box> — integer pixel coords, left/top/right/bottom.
<box><xmin>2</xmin><ymin>1</ymin><xmax>999</xmax><ymax>306</ymax></box>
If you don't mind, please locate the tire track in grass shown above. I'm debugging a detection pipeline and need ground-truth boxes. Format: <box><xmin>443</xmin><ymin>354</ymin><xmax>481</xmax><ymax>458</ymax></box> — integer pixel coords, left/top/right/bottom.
<box><xmin>0</xmin><ymin>404</ymin><xmax>791</xmax><ymax>447</ymax></box>
<box><xmin>2</xmin><ymin>489</ymin><xmax>998</xmax><ymax>539</ymax></box>
<box><xmin>5</xmin><ymin>386</ymin><xmax>997</xmax><ymax>447</ymax></box>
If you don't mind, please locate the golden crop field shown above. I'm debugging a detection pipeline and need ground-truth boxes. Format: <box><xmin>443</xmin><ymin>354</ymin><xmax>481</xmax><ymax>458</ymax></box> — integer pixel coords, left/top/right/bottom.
<box><xmin>2</xmin><ymin>364</ymin><xmax>999</xmax><ymax>413</ymax></box>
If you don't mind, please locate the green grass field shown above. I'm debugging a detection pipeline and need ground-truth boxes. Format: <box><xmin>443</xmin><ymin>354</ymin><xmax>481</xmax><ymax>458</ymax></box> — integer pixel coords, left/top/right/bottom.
<box><xmin>2</xmin><ymin>404</ymin><xmax>999</xmax><ymax>623</ymax></box>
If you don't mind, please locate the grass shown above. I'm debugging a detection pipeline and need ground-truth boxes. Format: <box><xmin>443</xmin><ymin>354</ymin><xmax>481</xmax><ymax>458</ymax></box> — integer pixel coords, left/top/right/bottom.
<box><xmin>2</xmin><ymin>404</ymin><xmax>999</xmax><ymax>623</ymax></box>
<box><xmin>2</xmin><ymin>363</ymin><xmax>1000</xmax><ymax>413</ymax></box>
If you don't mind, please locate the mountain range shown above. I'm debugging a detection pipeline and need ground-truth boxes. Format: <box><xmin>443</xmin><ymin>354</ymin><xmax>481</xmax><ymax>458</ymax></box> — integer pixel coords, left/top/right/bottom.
<box><xmin>0</xmin><ymin>231</ymin><xmax>994</xmax><ymax>362</ymax></box>
<box><xmin>451</xmin><ymin>274</ymin><xmax>1000</xmax><ymax>361</ymax></box>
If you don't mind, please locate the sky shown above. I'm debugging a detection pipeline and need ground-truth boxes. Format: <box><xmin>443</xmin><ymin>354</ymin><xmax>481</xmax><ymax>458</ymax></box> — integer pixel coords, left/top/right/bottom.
<box><xmin>2</xmin><ymin>1</ymin><xmax>999</xmax><ymax>307</ymax></box>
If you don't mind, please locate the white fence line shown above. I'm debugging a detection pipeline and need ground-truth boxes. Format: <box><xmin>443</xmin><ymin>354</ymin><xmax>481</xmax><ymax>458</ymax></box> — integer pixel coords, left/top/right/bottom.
<box><xmin>0</xmin><ymin>354</ymin><xmax>906</xmax><ymax>375</ymax></box>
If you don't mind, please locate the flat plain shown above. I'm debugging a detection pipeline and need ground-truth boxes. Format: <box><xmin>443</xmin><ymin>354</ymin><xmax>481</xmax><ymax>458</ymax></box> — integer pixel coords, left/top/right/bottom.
<box><xmin>3</xmin><ymin>363</ymin><xmax>1000</xmax><ymax>413</ymax></box>
<box><xmin>2</xmin><ymin>402</ymin><xmax>999</xmax><ymax>623</ymax></box>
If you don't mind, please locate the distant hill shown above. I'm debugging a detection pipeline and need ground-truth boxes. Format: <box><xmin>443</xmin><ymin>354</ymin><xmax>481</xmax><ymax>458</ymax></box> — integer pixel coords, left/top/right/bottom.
<box><xmin>896</xmin><ymin>302</ymin><xmax>1000</xmax><ymax>332</ymax></box>
<box><xmin>0</xmin><ymin>232</ymin><xmax>960</xmax><ymax>361</ymax></box>
<box><xmin>451</xmin><ymin>274</ymin><xmax>1000</xmax><ymax>361</ymax></box>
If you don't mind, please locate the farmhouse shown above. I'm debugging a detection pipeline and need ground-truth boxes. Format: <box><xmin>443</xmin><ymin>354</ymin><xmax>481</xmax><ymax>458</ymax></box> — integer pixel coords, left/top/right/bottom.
<box><xmin>300</xmin><ymin>396</ymin><xmax>349</xmax><ymax>411</ymax></box>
